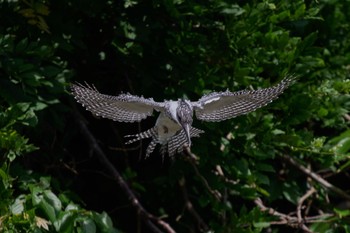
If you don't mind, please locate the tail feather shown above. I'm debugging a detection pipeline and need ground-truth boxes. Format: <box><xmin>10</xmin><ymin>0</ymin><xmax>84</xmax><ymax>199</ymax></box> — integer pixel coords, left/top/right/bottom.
<box><xmin>145</xmin><ymin>139</ymin><xmax>158</xmax><ymax>158</ymax></box>
<box><xmin>124</xmin><ymin>127</ymin><xmax>157</xmax><ymax>144</ymax></box>
<box><xmin>162</xmin><ymin>126</ymin><xmax>204</xmax><ymax>157</ymax></box>
<box><xmin>125</xmin><ymin>126</ymin><xmax>204</xmax><ymax>157</ymax></box>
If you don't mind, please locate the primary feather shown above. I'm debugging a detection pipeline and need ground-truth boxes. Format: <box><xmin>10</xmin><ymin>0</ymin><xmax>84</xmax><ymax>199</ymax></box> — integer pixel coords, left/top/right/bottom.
<box><xmin>71</xmin><ymin>75</ymin><xmax>295</xmax><ymax>157</ymax></box>
<box><xmin>71</xmin><ymin>83</ymin><xmax>165</xmax><ymax>122</ymax></box>
<box><xmin>192</xmin><ymin>76</ymin><xmax>295</xmax><ymax>122</ymax></box>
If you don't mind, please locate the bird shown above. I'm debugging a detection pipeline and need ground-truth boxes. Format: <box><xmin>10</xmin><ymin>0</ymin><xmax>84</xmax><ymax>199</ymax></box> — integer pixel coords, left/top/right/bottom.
<box><xmin>71</xmin><ymin>75</ymin><xmax>295</xmax><ymax>157</ymax></box>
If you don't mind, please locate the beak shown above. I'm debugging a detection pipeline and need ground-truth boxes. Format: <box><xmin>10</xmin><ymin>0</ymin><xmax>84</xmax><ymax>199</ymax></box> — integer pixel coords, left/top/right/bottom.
<box><xmin>181</xmin><ymin>123</ymin><xmax>191</xmax><ymax>147</ymax></box>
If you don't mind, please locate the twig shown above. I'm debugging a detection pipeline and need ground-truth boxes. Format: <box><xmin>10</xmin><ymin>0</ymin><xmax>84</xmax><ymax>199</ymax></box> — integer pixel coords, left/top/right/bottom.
<box><xmin>183</xmin><ymin>146</ymin><xmax>200</xmax><ymax>162</ymax></box>
<box><xmin>178</xmin><ymin>177</ymin><xmax>209</xmax><ymax>232</ymax></box>
<box><xmin>255</xmin><ymin>190</ymin><xmax>335</xmax><ymax>232</ymax></box>
<box><xmin>344</xmin><ymin>113</ymin><xmax>350</xmax><ymax>122</ymax></box>
<box><xmin>297</xmin><ymin>186</ymin><xmax>316</xmax><ymax>225</ymax></box>
<box><xmin>183</xmin><ymin>146</ymin><xmax>222</xmax><ymax>201</ymax></box>
<box><xmin>215</xmin><ymin>165</ymin><xmax>229</xmax><ymax>225</ymax></box>
<box><xmin>282</xmin><ymin>154</ymin><xmax>350</xmax><ymax>201</ymax></box>
<box><xmin>254</xmin><ymin>198</ymin><xmax>313</xmax><ymax>233</ymax></box>
<box><xmin>72</xmin><ymin>105</ymin><xmax>175</xmax><ymax>233</ymax></box>
<box><xmin>109</xmin><ymin>145</ymin><xmax>141</xmax><ymax>152</ymax></box>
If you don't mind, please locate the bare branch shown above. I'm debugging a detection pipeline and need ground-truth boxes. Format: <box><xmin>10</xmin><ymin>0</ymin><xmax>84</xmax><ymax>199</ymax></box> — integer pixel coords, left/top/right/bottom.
<box><xmin>282</xmin><ymin>154</ymin><xmax>350</xmax><ymax>201</ymax></box>
<box><xmin>178</xmin><ymin>177</ymin><xmax>209</xmax><ymax>232</ymax></box>
<box><xmin>183</xmin><ymin>146</ymin><xmax>200</xmax><ymax>162</ymax></box>
<box><xmin>254</xmin><ymin>198</ymin><xmax>313</xmax><ymax>233</ymax></box>
<box><xmin>72</xmin><ymin>104</ymin><xmax>175</xmax><ymax>233</ymax></box>
<box><xmin>183</xmin><ymin>146</ymin><xmax>222</xmax><ymax>201</ymax></box>
<box><xmin>344</xmin><ymin>113</ymin><xmax>350</xmax><ymax>122</ymax></box>
<box><xmin>297</xmin><ymin>186</ymin><xmax>316</xmax><ymax>225</ymax></box>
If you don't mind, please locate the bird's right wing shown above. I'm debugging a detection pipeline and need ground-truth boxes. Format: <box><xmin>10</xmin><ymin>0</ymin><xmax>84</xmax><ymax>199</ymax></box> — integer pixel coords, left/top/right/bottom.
<box><xmin>192</xmin><ymin>76</ymin><xmax>296</xmax><ymax>122</ymax></box>
<box><xmin>71</xmin><ymin>83</ymin><xmax>165</xmax><ymax>122</ymax></box>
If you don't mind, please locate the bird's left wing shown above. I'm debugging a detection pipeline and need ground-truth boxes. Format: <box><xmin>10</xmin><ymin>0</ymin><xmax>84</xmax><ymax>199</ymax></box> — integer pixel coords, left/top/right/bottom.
<box><xmin>71</xmin><ymin>83</ymin><xmax>165</xmax><ymax>122</ymax></box>
<box><xmin>192</xmin><ymin>76</ymin><xmax>295</xmax><ymax>122</ymax></box>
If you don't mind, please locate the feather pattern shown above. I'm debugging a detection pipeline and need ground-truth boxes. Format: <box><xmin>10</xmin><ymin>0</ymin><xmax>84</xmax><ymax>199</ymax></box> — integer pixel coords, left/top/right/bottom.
<box><xmin>160</xmin><ymin>127</ymin><xmax>204</xmax><ymax>157</ymax></box>
<box><xmin>71</xmin><ymin>75</ymin><xmax>295</xmax><ymax>157</ymax></box>
<box><xmin>71</xmin><ymin>83</ymin><xmax>165</xmax><ymax>122</ymax></box>
<box><xmin>192</xmin><ymin>76</ymin><xmax>295</xmax><ymax>122</ymax></box>
<box><xmin>124</xmin><ymin>127</ymin><xmax>157</xmax><ymax>144</ymax></box>
<box><xmin>125</xmin><ymin>126</ymin><xmax>204</xmax><ymax>157</ymax></box>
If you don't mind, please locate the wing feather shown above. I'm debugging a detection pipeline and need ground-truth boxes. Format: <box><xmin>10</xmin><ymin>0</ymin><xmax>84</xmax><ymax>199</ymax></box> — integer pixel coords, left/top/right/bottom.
<box><xmin>193</xmin><ymin>76</ymin><xmax>296</xmax><ymax>122</ymax></box>
<box><xmin>71</xmin><ymin>83</ymin><xmax>165</xmax><ymax>122</ymax></box>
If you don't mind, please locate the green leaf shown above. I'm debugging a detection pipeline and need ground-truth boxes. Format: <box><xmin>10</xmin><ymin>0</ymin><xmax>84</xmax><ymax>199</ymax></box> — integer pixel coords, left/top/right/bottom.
<box><xmin>282</xmin><ymin>182</ymin><xmax>301</xmax><ymax>204</ymax></box>
<box><xmin>317</xmin><ymin>107</ymin><xmax>329</xmax><ymax>117</ymax></box>
<box><xmin>253</xmin><ymin>221</ymin><xmax>270</xmax><ymax>228</ymax></box>
<box><xmin>0</xmin><ymin>129</ymin><xmax>38</xmax><ymax>161</ymax></box>
<box><xmin>81</xmin><ymin>219</ymin><xmax>97</xmax><ymax>233</ymax></box>
<box><xmin>294</xmin><ymin>3</ymin><xmax>306</xmax><ymax>18</ymax></box>
<box><xmin>326</xmin><ymin>130</ymin><xmax>350</xmax><ymax>158</ymax></box>
<box><xmin>0</xmin><ymin>164</ymin><xmax>11</xmax><ymax>188</ymax></box>
<box><xmin>10</xmin><ymin>195</ymin><xmax>25</xmax><ymax>215</ymax></box>
<box><xmin>40</xmin><ymin>198</ymin><xmax>57</xmax><ymax>223</ymax></box>
<box><xmin>255</xmin><ymin>163</ymin><xmax>275</xmax><ymax>173</ymax></box>
<box><xmin>55</xmin><ymin>212</ymin><xmax>75</xmax><ymax>233</ymax></box>
<box><xmin>334</xmin><ymin>208</ymin><xmax>350</xmax><ymax>218</ymax></box>
<box><xmin>15</xmin><ymin>38</ymin><xmax>29</xmax><ymax>53</ymax></box>
<box><xmin>219</xmin><ymin>3</ymin><xmax>246</xmax><ymax>16</ymax></box>
<box><xmin>271</xmin><ymin>129</ymin><xmax>285</xmax><ymax>135</ymax></box>
<box><xmin>43</xmin><ymin>190</ymin><xmax>62</xmax><ymax>211</ymax></box>
<box><xmin>93</xmin><ymin>212</ymin><xmax>115</xmax><ymax>231</ymax></box>
<box><xmin>255</xmin><ymin>172</ymin><xmax>270</xmax><ymax>185</ymax></box>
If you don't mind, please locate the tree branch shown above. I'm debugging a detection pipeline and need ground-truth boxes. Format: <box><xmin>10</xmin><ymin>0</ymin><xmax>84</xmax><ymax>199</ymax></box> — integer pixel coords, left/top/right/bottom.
<box><xmin>297</xmin><ymin>186</ymin><xmax>316</xmax><ymax>225</ymax></box>
<box><xmin>178</xmin><ymin>177</ymin><xmax>209</xmax><ymax>232</ymax></box>
<box><xmin>183</xmin><ymin>146</ymin><xmax>222</xmax><ymax>201</ymax></box>
<box><xmin>254</xmin><ymin>198</ymin><xmax>314</xmax><ymax>233</ymax></box>
<box><xmin>282</xmin><ymin>154</ymin><xmax>350</xmax><ymax>201</ymax></box>
<box><xmin>72</xmin><ymin>105</ymin><xmax>175</xmax><ymax>233</ymax></box>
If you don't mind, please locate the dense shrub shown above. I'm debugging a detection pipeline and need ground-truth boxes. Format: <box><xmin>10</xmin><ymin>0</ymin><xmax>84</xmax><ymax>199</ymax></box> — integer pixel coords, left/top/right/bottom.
<box><xmin>1</xmin><ymin>0</ymin><xmax>349</xmax><ymax>232</ymax></box>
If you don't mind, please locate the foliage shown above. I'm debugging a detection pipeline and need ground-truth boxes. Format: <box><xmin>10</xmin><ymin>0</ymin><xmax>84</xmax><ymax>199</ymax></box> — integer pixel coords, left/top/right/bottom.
<box><xmin>0</xmin><ymin>0</ymin><xmax>350</xmax><ymax>232</ymax></box>
<box><xmin>0</xmin><ymin>175</ymin><xmax>118</xmax><ymax>233</ymax></box>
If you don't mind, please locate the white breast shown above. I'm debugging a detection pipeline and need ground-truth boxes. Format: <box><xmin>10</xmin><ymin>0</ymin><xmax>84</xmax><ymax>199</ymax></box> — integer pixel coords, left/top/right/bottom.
<box><xmin>155</xmin><ymin>113</ymin><xmax>182</xmax><ymax>143</ymax></box>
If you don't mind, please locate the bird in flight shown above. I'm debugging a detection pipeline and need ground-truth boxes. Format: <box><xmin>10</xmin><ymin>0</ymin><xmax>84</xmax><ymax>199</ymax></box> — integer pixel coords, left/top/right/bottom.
<box><xmin>71</xmin><ymin>75</ymin><xmax>295</xmax><ymax>157</ymax></box>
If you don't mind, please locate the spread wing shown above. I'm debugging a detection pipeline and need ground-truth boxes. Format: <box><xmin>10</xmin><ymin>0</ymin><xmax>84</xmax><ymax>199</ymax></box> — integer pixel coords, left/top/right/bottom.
<box><xmin>192</xmin><ymin>76</ymin><xmax>296</xmax><ymax>122</ymax></box>
<box><xmin>71</xmin><ymin>83</ymin><xmax>165</xmax><ymax>122</ymax></box>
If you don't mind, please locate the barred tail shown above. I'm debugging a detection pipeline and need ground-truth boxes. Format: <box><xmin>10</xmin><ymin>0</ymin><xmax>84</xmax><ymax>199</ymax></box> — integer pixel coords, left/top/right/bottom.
<box><xmin>125</xmin><ymin>126</ymin><xmax>204</xmax><ymax>157</ymax></box>
<box><xmin>145</xmin><ymin>139</ymin><xmax>158</xmax><ymax>158</ymax></box>
<box><xmin>162</xmin><ymin>126</ymin><xmax>204</xmax><ymax>157</ymax></box>
<box><xmin>124</xmin><ymin>127</ymin><xmax>157</xmax><ymax>144</ymax></box>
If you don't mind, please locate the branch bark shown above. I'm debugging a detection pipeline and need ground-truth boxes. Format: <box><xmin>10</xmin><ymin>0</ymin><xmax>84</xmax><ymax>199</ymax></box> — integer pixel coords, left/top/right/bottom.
<box><xmin>255</xmin><ymin>198</ymin><xmax>314</xmax><ymax>233</ymax></box>
<box><xmin>183</xmin><ymin>146</ymin><xmax>222</xmax><ymax>201</ymax></box>
<box><xmin>297</xmin><ymin>186</ymin><xmax>316</xmax><ymax>225</ymax></box>
<box><xmin>72</xmin><ymin>105</ymin><xmax>175</xmax><ymax>233</ymax></box>
<box><xmin>178</xmin><ymin>177</ymin><xmax>209</xmax><ymax>232</ymax></box>
<box><xmin>282</xmin><ymin>154</ymin><xmax>350</xmax><ymax>201</ymax></box>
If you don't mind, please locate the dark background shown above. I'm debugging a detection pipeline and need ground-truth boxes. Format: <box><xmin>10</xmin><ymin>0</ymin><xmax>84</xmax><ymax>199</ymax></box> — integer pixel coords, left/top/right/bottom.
<box><xmin>1</xmin><ymin>0</ymin><xmax>350</xmax><ymax>232</ymax></box>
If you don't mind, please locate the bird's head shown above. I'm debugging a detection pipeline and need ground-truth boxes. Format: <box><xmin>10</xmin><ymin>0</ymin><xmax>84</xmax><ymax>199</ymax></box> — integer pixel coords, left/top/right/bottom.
<box><xmin>176</xmin><ymin>99</ymin><xmax>193</xmax><ymax>147</ymax></box>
